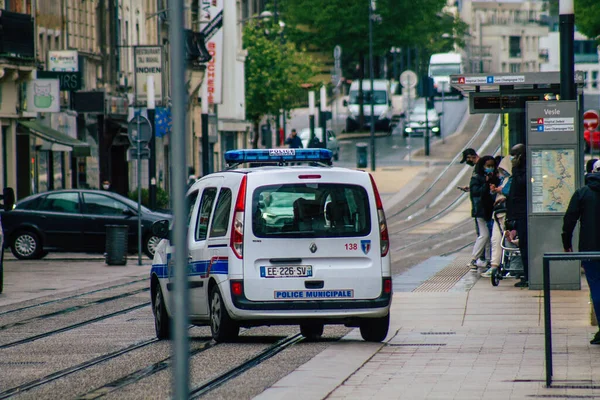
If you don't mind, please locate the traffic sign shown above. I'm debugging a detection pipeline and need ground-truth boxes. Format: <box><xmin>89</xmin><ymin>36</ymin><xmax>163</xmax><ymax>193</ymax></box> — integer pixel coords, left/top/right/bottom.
<box><xmin>334</xmin><ymin>45</ymin><xmax>342</xmax><ymax>60</ymax></box>
<box><xmin>128</xmin><ymin>146</ymin><xmax>150</xmax><ymax>160</ymax></box>
<box><xmin>400</xmin><ymin>70</ymin><xmax>418</xmax><ymax>89</ymax></box>
<box><xmin>584</xmin><ymin>110</ymin><xmax>599</xmax><ymax>131</ymax></box>
<box><xmin>127</xmin><ymin>115</ymin><xmax>153</xmax><ymax>144</ymax></box>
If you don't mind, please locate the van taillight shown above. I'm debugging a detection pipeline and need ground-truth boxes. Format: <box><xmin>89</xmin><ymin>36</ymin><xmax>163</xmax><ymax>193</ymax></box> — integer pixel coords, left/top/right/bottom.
<box><xmin>369</xmin><ymin>173</ymin><xmax>389</xmax><ymax>257</ymax></box>
<box><xmin>383</xmin><ymin>277</ymin><xmax>392</xmax><ymax>294</ymax></box>
<box><xmin>231</xmin><ymin>280</ymin><xmax>243</xmax><ymax>296</ymax></box>
<box><xmin>230</xmin><ymin>175</ymin><xmax>247</xmax><ymax>259</ymax></box>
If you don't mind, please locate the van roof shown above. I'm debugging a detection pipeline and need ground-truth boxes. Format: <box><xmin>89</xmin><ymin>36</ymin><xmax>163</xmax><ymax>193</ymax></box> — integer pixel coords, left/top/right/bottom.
<box><xmin>430</xmin><ymin>53</ymin><xmax>462</xmax><ymax>64</ymax></box>
<box><xmin>349</xmin><ymin>79</ymin><xmax>389</xmax><ymax>91</ymax></box>
<box><xmin>230</xmin><ymin>166</ymin><xmax>371</xmax><ymax>176</ymax></box>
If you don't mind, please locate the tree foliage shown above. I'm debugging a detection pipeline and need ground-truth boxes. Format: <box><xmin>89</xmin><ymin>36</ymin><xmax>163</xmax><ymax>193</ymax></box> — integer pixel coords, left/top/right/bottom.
<box><xmin>244</xmin><ymin>19</ymin><xmax>316</xmax><ymax>147</ymax></box>
<box><xmin>278</xmin><ymin>0</ymin><xmax>468</xmax><ymax>77</ymax></box>
<box><xmin>574</xmin><ymin>0</ymin><xmax>600</xmax><ymax>41</ymax></box>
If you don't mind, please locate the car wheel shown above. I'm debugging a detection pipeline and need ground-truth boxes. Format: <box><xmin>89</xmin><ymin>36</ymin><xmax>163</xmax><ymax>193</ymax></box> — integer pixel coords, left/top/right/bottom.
<box><xmin>300</xmin><ymin>323</ymin><xmax>324</xmax><ymax>341</ymax></box>
<box><xmin>153</xmin><ymin>284</ymin><xmax>171</xmax><ymax>340</ymax></box>
<box><xmin>11</xmin><ymin>230</ymin><xmax>43</xmax><ymax>260</ymax></box>
<box><xmin>209</xmin><ymin>286</ymin><xmax>239</xmax><ymax>342</ymax></box>
<box><xmin>359</xmin><ymin>313</ymin><xmax>390</xmax><ymax>342</ymax></box>
<box><xmin>144</xmin><ymin>235</ymin><xmax>161</xmax><ymax>259</ymax></box>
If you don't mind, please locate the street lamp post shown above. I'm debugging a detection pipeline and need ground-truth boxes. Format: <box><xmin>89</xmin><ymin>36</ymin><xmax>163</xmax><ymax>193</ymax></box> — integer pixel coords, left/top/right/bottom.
<box><xmin>368</xmin><ymin>0</ymin><xmax>377</xmax><ymax>172</ymax></box>
<box><xmin>309</xmin><ymin>91</ymin><xmax>316</xmax><ymax>143</ymax></box>
<box><xmin>559</xmin><ymin>0</ymin><xmax>575</xmax><ymax>101</ymax></box>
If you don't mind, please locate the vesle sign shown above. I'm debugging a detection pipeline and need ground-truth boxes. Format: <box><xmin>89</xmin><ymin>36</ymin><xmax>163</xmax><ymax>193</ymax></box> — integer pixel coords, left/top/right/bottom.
<box><xmin>37</xmin><ymin>71</ymin><xmax>82</xmax><ymax>91</ymax></box>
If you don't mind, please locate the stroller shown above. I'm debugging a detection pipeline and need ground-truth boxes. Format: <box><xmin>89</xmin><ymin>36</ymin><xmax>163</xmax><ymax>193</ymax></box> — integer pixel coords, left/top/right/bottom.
<box><xmin>490</xmin><ymin>213</ymin><xmax>525</xmax><ymax>286</ymax></box>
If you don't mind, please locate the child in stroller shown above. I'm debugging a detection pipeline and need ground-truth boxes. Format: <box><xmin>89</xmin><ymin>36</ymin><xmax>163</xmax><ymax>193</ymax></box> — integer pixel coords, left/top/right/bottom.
<box><xmin>490</xmin><ymin>219</ymin><xmax>525</xmax><ymax>286</ymax></box>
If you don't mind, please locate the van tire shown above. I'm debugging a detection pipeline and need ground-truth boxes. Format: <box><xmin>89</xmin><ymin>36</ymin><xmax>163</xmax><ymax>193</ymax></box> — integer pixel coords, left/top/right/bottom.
<box><xmin>153</xmin><ymin>284</ymin><xmax>171</xmax><ymax>340</ymax></box>
<box><xmin>209</xmin><ymin>286</ymin><xmax>239</xmax><ymax>342</ymax></box>
<box><xmin>359</xmin><ymin>314</ymin><xmax>389</xmax><ymax>342</ymax></box>
<box><xmin>300</xmin><ymin>323</ymin><xmax>324</xmax><ymax>341</ymax></box>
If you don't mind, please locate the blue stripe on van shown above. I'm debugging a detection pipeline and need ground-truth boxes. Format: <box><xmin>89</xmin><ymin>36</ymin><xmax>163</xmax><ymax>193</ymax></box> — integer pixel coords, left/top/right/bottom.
<box><xmin>151</xmin><ymin>257</ymin><xmax>229</xmax><ymax>279</ymax></box>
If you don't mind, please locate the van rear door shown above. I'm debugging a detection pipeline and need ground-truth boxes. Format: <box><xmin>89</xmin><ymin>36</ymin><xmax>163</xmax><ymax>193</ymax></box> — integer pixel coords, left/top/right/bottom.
<box><xmin>243</xmin><ymin>170</ymin><xmax>382</xmax><ymax>302</ymax></box>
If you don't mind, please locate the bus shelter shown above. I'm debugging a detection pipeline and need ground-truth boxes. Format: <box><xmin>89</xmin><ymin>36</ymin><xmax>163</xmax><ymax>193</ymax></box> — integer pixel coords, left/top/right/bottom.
<box><xmin>450</xmin><ymin>71</ymin><xmax>585</xmax><ymax>290</ymax></box>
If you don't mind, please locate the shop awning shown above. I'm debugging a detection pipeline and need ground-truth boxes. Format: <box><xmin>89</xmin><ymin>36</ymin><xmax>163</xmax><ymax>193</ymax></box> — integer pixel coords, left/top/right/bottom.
<box><xmin>19</xmin><ymin>120</ymin><xmax>91</xmax><ymax>157</ymax></box>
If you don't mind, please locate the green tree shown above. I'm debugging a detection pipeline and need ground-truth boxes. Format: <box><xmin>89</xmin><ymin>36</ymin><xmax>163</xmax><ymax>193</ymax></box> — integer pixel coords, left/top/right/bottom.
<box><xmin>279</xmin><ymin>0</ymin><xmax>467</xmax><ymax>78</ymax></box>
<box><xmin>244</xmin><ymin>19</ymin><xmax>316</xmax><ymax>148</ymax></box>
<box><xmin>574</xmin><ymin>0</ymin><xmax>600</xmax><ymax>41</ymax></box>
<box><xmin>277</xmin><ymin>0</ymin><xmax>467</xmax><ymax>127</ymax></box>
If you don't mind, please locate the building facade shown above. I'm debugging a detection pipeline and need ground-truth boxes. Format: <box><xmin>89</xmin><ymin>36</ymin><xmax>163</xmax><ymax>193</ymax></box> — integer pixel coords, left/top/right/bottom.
<box><xmin>460</xmin><ymin>0</ymin><xmax>549</xmax><ymax>74</ymax></box>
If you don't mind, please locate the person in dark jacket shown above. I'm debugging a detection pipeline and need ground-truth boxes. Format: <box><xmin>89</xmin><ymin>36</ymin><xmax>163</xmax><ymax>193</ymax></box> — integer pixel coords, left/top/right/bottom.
<box><xmin>468</xmin><ymin>155</ymin><xmax>496</xmax><ymax>269</ymax></box>
<box><xmin>285</xmin><ymin>129</ymin><xmax>303</xmax><ymax>149</ymax></box>
<box><xmin>562</xmin><ymin>160</ymin><xmax>600</xmax><ymax>345</ymax></box>
<box><xmin>506</xmin><ymin>144</ymin><xmax>528</xmax><ymax>287</ymax></box>
<box><xmin>585</xmin><ymin>158</ymin><xmax>598</xmax><ymax>185</ymax></box>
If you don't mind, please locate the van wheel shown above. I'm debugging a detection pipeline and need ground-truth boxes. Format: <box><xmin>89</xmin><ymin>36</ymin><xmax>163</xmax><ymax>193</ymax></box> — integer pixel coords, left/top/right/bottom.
<box><xmin>359</xmin><ymin>314</ymin><xmax>390</xmax><ymax>342</ymax></box>
<box><xmin>153</xmin><ymin>284</ymin><xmax>171</xmax><ymax>340</ymax></box>
<box><xmin>300</xmin><ymin>323</ymin><xmax>324</xmax><ymax>341</ymax></box>
<box><xmin>209</xmin><ymin>286</ymin><xmax>239</xmax><ymax>342</ymax></box>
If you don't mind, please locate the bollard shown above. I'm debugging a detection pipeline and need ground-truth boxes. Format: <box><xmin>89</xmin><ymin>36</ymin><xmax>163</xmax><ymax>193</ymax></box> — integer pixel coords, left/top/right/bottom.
<box><xmin>356</xmin><ymin>143</ymin><xmax>368</xmax><ymax>168</ymax></box>
<box><xmin>105</xmin><ymin>225</ymin><xmax>128</xmax><ymax>265</ymax></box>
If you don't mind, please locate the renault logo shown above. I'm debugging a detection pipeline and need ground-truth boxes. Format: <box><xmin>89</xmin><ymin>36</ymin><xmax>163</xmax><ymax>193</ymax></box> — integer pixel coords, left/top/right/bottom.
<box><xmin>309</xmin><ymin>243</ymin><xmax>317</xmax><ymax>253</ymax></box>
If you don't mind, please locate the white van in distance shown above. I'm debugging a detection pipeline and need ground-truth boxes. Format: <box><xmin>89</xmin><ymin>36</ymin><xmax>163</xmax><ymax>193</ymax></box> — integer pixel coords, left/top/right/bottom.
<box><xmin>343</xmin><ymin>79</ymin><xmax>393</xmax><ymax>133</ymax></box>
<box><xmin>150</xmin><ymin>149</ymin><xmax>392</xmax><ymax>343</ymax></box>
<box><xmin>428</xmin><ymin>52</ymin><xmax>464</xmax><ymax>98</ymax></box>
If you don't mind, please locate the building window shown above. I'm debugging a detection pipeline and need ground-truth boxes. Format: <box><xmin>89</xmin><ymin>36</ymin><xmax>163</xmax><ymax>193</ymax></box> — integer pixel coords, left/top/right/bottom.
<box><xmin>593</xmin><ymin>71</ymin><xmax>599</xmax><ymax>89</ymax></box>
<box><xmin>510</xmin><ymin>63</ymin><xmax>521</xmax><ymax>73</ymax></box>
<box><xmin>509</xmin><ymin>36</ymin><xmax>521</xmax><ymax>58</ymax></box>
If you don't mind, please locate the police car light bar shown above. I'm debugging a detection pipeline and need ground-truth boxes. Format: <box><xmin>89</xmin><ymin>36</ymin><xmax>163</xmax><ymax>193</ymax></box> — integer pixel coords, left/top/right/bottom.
<box><xmin>224</xmin><ymin>149</ymin><xmax>333</xmax><ymax>165</ymax></box>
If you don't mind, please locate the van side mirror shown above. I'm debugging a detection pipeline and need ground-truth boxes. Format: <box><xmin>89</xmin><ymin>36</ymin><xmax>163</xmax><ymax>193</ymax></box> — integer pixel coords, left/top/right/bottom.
<box><xmin>1</xmin><ymin>187</ymin><xmax>15</xmax><ymax>211</ymax></box>
<box><xmin>343</xmin><ymin>100</ymin><xmax>348</xmax><ymax>107</ymax></box>
<box><xmin>151</xmin><ymin>219</ymin><xmax>170</xmax><ymax>239</ymax></box>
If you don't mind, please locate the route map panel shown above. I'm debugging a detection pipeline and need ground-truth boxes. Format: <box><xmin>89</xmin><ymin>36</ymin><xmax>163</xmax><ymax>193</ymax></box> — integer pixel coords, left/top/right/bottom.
<box><xmin>531</xmin><ymin>149</ymin><xmax>575</xmax><ymax>214</ymax></box>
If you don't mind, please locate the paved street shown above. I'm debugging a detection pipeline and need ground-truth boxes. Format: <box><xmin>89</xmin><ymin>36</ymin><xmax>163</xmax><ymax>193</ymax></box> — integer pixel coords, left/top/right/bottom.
<box><xmin>286</xmin><ymin>96</ymin><xmax>468</xmax><ymax>169</ymax></box>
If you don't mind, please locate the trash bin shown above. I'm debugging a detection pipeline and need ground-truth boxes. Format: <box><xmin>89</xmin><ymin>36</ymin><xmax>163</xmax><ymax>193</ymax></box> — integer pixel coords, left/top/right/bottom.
<box><xmin>356</xmin><ymin>143</ymin><xmax>368</xmax><ymax>168</ymax></box>
<box><xmin>105</xmin><ymin>225</ymin><xmax>128</xmax><ymax>265</ymax></box>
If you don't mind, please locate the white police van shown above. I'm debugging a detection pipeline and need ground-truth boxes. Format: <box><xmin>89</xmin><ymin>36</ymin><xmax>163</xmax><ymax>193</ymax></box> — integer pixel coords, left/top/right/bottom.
<box><xmin>150</xmin><ymin>149</ymin><xmax>392</xmax><ymax>342</ymax></box>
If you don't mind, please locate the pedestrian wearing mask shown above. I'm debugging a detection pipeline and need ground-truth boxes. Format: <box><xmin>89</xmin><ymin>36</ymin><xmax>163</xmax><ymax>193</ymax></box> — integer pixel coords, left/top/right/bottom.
<box><xmin>468</xmin><ymin>155</ymin><xmax>496</xmax><ymax>270</ymax></box>
<box><xmin>506</xmin><ymin>144</ymin><xmax>529</xmax><ymax>287</ymax></box>
<box><xmin>457</xmin><ymin>148</ymin><xmax>479</xmax><ymax>192</ymax></box>
<box><xmin>481</xmin><ymin>156</ymin><xmax>512</xmax><ymax>278</ymax></box>
<box><xmin>562</xmin><ymin>160</ymin><xmax>600</xmax><ymax>345</ymax></box>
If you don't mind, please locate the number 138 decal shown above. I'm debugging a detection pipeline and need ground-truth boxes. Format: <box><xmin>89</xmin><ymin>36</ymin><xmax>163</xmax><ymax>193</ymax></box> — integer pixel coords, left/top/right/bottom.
<box><xmin>345</xmin><ymin>243</ymin><xmax>358</xmax><ymax>251</ymax></box>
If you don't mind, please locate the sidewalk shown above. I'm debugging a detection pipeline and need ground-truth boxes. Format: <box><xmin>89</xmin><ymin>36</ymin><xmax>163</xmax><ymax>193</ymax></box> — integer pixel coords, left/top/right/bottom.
<box><xmin>255</xmin><ymin>253</ymin><xmax>600</xmax><ymax>400</ymax></box>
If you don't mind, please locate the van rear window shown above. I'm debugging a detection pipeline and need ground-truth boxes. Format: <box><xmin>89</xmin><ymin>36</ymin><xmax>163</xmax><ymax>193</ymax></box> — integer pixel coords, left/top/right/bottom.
<box><xmin>252</xmin><ymin>184</ymin><xmax>371</xmax><ymax>238</ymax></box>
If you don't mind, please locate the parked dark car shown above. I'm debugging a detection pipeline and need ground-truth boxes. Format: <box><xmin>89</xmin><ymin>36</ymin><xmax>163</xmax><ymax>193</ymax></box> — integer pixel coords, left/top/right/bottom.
<box><xmin>0</xmin><ymin>189</ymin><xmax>171</xmax><ymax>260</ymax></box>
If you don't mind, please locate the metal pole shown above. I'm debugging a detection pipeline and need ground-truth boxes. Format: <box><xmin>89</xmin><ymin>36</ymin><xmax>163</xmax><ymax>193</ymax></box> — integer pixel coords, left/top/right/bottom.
<box><xmin>201</xmin><ymin>84</ymin><xmax>210</xmax><ymax>175</ymax></box>
<box><xmin>320</xmin><ymin>85</ymin><xmax>327</xmax><ymax>147</ymax></box>
<box><xmin>309</xmin><ymin>91</ymin><xmax>316</xmax><ymax>143</ymax></box>
<box><xmin>407</xmin><ymin>87</ymin><xmax>412</xmax><ymax>165</ymax></box>
<box><xmin>543</xmin><ymin>257</ymin><xmax>553</xmax><ymax>387</ymax></box>
<box><xmin>441</xmin><ymin>82</ymin><xmax>445</xmax><ymax>143</ymax></box>
<box><xmin>147</xmin><ymin>76</ymin><xmax>157</xmax><ymax>210</ymax></box>
<box><xmin>392</xmin><ymin>48</ymin><xmax>398</xmax><ymax>82</ymax></box>
<box><xmin>368</xmin><ymin>1</ymin><xmax>376</xmax><ymax>172</ymax></box>
<box><xmin>424</xmin><ymin>98</ymin><xmax>430</xmax><ymax>156</ymax></box>
<box><xmin>169</xmin><ymin>0</ymin><xmax>190</xmax><ymax>397</ymax></box>
<box><xmin>479</xmin><ymin>15</ymin><xmax>484</xmax><ymax>73</ymax></box>
<box><xmin>559</xmin><ymin>0</ymin><xmax>575</xmax><ymax>101</ymax></box>
<box><xmin>282</xmin><ymin>111</ymin><xmax>287</xmax><ymax>145</ymax></box>
<box><xmin>136</xmin><ymin>115</ymin><xmax>142</xmax><ymax>266</ymax></box>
